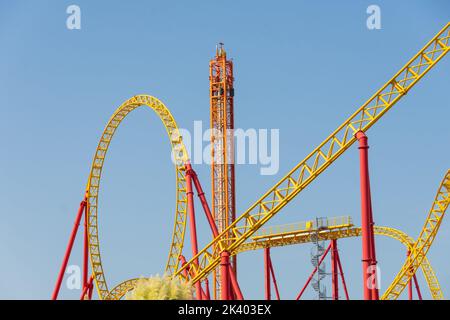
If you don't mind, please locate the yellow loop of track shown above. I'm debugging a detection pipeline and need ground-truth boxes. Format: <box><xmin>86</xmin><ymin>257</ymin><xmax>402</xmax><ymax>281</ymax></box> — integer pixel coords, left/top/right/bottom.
<box><xmin>86</xmin><ymin>95</ymin><xmax>189</xmax><ymax>300</ymax></box>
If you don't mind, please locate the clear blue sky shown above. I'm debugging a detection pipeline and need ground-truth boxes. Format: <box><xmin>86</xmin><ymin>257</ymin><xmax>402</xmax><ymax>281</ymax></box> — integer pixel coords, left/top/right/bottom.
<box><xmin>0</xmin><ymin>0</ymin><xmax>449</xmax><ymax>300</ymax></box>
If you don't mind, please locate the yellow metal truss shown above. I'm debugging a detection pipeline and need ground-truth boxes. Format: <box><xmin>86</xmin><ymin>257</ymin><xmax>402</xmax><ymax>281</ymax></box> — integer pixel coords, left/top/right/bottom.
<box><xmin>234</xmin><ymin>220</ymin><xmax>443</xmax><ymax>300</ymax></box>
<box><xmin>86</xmin><ymin>95</ymin><xmax>189</xmax><ymax>300</ymax></box>
<box><xmin>382</xmin><ymin>170</ymin><xmax>450</xmax><ymax>300</ymax></box>
<box><xmin>176</xmin><ymin>23</ymin><xmax>450</xmax><ymax>284</ymax></box>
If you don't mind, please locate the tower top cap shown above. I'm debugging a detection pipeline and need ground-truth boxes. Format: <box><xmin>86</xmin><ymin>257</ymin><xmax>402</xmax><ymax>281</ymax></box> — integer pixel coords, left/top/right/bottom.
<box><xmin>216</xmin><ymin>43</ymin><xmax>226</xmax><ymax>57</ymax></box>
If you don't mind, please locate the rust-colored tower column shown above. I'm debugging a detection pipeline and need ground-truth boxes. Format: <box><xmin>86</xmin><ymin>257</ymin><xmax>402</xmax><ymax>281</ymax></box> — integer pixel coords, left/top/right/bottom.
<box><xmin>210</xmin><ymin>43</ymin><xmax>236</xmax><ymax>299</ymax></box>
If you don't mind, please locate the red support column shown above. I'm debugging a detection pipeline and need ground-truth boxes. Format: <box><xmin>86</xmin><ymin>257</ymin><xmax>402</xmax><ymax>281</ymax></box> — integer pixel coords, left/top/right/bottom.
<box><xmin>408</xmin><ymin>279</ymin><xmax>413</xmax><ymax>300</ymax></box>
<box><xmin>220</xmin><ymin>251</ymin><xmax>231</xmax><ymax>300</ymax></box>
<box><xmin>188</xmin><ymin>164</ymin><xmax>219</xmax><ymax>238</ymax></box>
<box><xmin>52</xmin><ymin>195</ymin><xmax>87</xmax><ymax>300</ymax></box>
<box><xmin>228</xmin><ymin>264</ymin><xmax>244</xmax><ymax>300</ymax></box>
<box><xmin>204</xmin><ymin>278</ymin><xmax>211</xmax><ymax>300</ymax></box>
<box><xmin>330</xmin><ymin>240</ymin><xmax>339</xmax><ymax>300</ymax></box>
<box><xmin>188</xmin><ymin>165</ymin><xmax>243</xmax><ymax>300</ymax></box>
<box><xmin>83</xmin><ymin>202</ymin><xmax>89</xmax><ymax>292</ymax></box>
<box><xmin>179</xmin><ymin>255</ymin><xmax>191</xmax><ymax>278</ymax></box>
<box><xmin>88</xmin><ymin>277</ymin><xmax>94</xmax><ymax>300</ymax></box>
<box><xmin>80</xmin><ymin>275</ymin><xmax>94</xmax><ymax>300</ymax></box>
<box><xmin>268</xmin><ymin>258</ymin><xmax>281</xmax><ymax>300</ymax></box>
<box><xmin>296</xmin><ymin>243</ymin><xmax>331</xmax><ymax>300</ymax></box>
<box><xmin>407</xmin><ymin>250</ymin><xmax>413</xmax><ymax>300</ymax></box>
<box><xmin>264</xmin><ymin>248</ymin><xmax>271</xmax><ymax>300</ymax></box>
<box><xmin>412</xmin><ymin>275</ymin><xmax>423</xmax><ymax>300</ymax></box>
<box><xmin>335</xmin><ymin>248</ymin><xmax>350</xmax><ymax>300</ymax></box>
<box><xmin>185</xmin><ymin>170</ymin><xmax>203</xmax><ymax>300</ymax></box>
<box><xmin>356</xmin><ymin>131</ymin><xmax>379</xmax><ymax>300</ymax></box>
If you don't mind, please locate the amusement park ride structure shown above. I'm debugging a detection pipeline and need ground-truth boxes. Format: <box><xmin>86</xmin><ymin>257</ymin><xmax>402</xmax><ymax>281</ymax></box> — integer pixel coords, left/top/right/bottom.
<box><xmin>209</xmin><ymin>43</ymin><xmax>237</xmax><ymax>300</ymax></box>
<box><xmin>52</xmin><ymin>22</ymin><xmax>450</xmax><ymax>300</ymax></box>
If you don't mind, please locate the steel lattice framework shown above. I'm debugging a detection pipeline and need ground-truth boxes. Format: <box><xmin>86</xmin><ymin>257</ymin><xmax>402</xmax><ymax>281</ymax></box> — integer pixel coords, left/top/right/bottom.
<box><xmin>176</xmin><ymin>22</ymin><xmax>450</xmax><ymax>285</ymax></box>
<box><xmin>209</xmin><ymin>44</ymin><xmax>236</xmax><ymax>299</ymax></box>
<box><xmin>382</xmin><ymin>170</ymin><xmax>450</xmax><ymax>299</ymax></box>
<box><xmin>85</xmin><ymin>95</ymin><xmax>189</xmax><ymax>300</ymax></box>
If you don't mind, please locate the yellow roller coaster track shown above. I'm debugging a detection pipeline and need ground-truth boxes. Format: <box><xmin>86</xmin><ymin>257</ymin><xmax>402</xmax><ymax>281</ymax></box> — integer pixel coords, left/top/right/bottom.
<box><xmin>176</xmin><ymin>23</ymin><xmax>450</xmax><ymax>285</ymax></box>
<box><xmin>382</xmin><ymin>170</ymin><xmax>450</xmax><ymax>299</ymax></box>
<box><xmin>86</xmin><ymin>95</ymin><xmax>190</xmax><ymax>300</ymax></box>
<box><xmin>234</xmin><ymin>218</ymin><xmax>443</xmax><ymax>300</ymax></box>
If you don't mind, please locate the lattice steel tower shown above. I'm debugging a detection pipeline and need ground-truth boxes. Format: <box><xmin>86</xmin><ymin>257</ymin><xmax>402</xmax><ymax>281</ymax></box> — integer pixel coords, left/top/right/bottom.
<box><xmin>210</xmin><ymin>43</ymin><xmax>236</xmax><ymax>299</ymax></box>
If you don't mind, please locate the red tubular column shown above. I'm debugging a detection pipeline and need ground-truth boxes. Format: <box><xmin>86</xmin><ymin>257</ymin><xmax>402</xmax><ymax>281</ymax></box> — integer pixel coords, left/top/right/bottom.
<box><xmin>367</xmin><ymin>189</ymin><xmax>379</xmax><ymax>300</ymax></box>
<box><xmin>407</xmin><ymin>250</ymin><xmax>413</xmax><ymax>300</ymax></box>
<box><xmin>179</xmin><ymin>255</ymin><xmax>190</xmax><ymax>278</ymax></box>
<box><xmin>83</xmin><ymin>203</ymin><xmax>89</xmax><ymax>292</ymax></box>
<box><xmin>335</xmin><ymin>249</ymin><xmax>350</xmax><ymax>300</ymax></box>
<box><xmin>331</xmin><ymin>240</ymin><xmax>339</xmax><ymax>300</ymax></box>
<box><xmin>269</xmin><ymin>259</ymin><xmax>281</xmax><ymax>300</ymax></box>
<box><xmin>296</xmin><ymin>243</ymin><xmax>331</xmax><ymax>300</ymax></box>
<box><xmin>356</xmin><ymin>131</ymin><xmax>379</xmax><ymax>300</ymax></box>
<box><xmin>264</xmin><ymin>248</ymin><xmax>271</xmax><ymax>300</ymax></box>
<box><xmin>412</xmin><ymin>275</ymin><xmax>423</xmax><ymax>300</ymax></box>
<box><xmin>190</xmin><ymin>167</ymin><xmax>244</xmax><ymax>299</ymax></box>
<box><xmin>185</xmin><ymin>170</ymin><xmax>203</xmax><ymax>300</ymax></box>
<box><xmin>228</xmin><ymin>264</ymin><xmax>244</xmax><ymax>300</ymax></box>
<box><xmin>220</xmin><ymin>251</ymin><xmax>231</xmax><ymax>300</ymax></box>
<box><xmin>52</xmin><ymin>196</ymin><xmax>87</xmax><ymax>300</ymax></box>
<box><xmin>204</xmin><ymin>278</ymin><xmax>211</xmax><ymax>300</ymax></box>
<box><xmin>408</xmin><ymin>279</ymin><xmax>413</xmax><ymax>300</ymax></box>
<box><xmin>188</xmin><ymin>165</ymin><xmax>219</xmax><ymax>238</ymax></box>
<box><xmin>80</xmin><ymin>275</ymin><xmax>94</xmax><ymax>300</ymax></box>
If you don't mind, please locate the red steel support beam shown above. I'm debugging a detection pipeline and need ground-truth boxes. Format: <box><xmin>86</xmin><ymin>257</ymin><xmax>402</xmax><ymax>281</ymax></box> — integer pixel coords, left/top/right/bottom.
<box><xmin>186</xmin><ymin>164</ymin><xmax>243</xmax><ymax>300</ymax></box>
<box><xmin>220</xmin><ymin>251</ymin><xmax>231</xmax><ymax>300</ymax></box>
<box><xmin>204</xmin><ymin>278</ymin><xmax>211</xmax><ymax>300</ymax></box>
<box><xmin>83</xmin><ymin>203</ymin><xmax>89</xmax><ymax>291</ymax></box>
<box><xmin>367</xmin><ymin>185</ymin><xmax>379</xmax><ymax>300</ymax></box>
<box><xmin>80</xmin><ymin>275</ymin><xmax>94</xmax><ymax>300</ymax></box>
<box><xmin>52</xmin><ymin>195</ymin><xmax>87</xmax><ymax>300</ymax></box>
<box><xmin>228</xmin><ymin>264</ymin><xmax>244</xmax><ymax>300</ymax></box>
<box><xmin>88</xmin><ymin>277</ymin><xmax>94</xmax><ymax>300</ymax></box>
<box><xmin>412</xmin><ymin>274</ymin><xmax>423</xmax><ymax>300</ymax></box>
<box><xmin>407</xmin><ymin>251</ymin><xmax>413</xmax><ymax>300</ymax></box>
<box><xmin>264</xmin><ymin>248</ymin><xmax>271</xmax><ymax>300</ymax></box>
<box><xmin>268</xmin><ymin>254</ymin><xmax>281</xmax><ymax>300</ymax></box>
<box><xmin>408</xmin><ymin>279</ymin><xmax>413</xmax><ymax>300</ymax></box>
<box><xmin>356</xmin><ymin>131</ymin><xmax>379</xmax><ymax>300</ymax></box>
<box><xmin>188</xmin><ymin>164</ymin><xmax>219</xmax><ymax>238</ymax></box>
<box><xmin>185</xmin><ymin>170</ymin><xmax>203</xmax><ymax>300</ymax></box>
<box><xmin>335</xmin><ymin>247</ymin><xmax>350</xmax><ymax>300</ymax></box>
<box><xmin>330</xmin><ymin>239</ymin><xmax>339</xmax><ymax>300</ymax></box>
<box><xmin>296</xmin><ymin>243</ymin><xmax>332</xmax><ymax>300</ymax></box>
